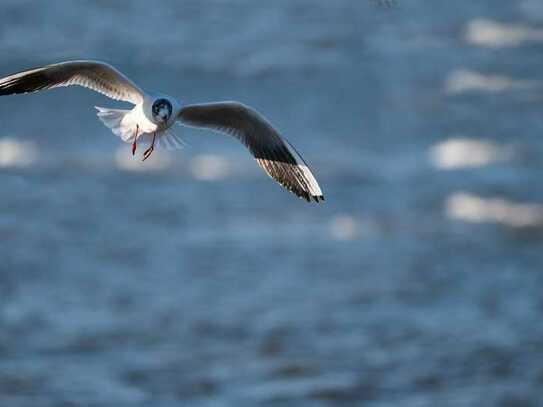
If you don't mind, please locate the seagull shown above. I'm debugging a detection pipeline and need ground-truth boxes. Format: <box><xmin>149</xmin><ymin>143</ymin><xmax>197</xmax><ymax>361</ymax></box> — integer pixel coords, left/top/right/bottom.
<box><xmin>0</xmin><ymin>60</ymin><xmax>324</xmax><ymax>202</ymax></box>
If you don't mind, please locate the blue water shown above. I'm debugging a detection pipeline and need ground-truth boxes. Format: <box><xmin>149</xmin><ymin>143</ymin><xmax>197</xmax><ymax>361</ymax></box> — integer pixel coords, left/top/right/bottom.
<box><xmin>1</xmin><ymin>1</ymin><xmax>543</xmax><ymax>406</ymax></box>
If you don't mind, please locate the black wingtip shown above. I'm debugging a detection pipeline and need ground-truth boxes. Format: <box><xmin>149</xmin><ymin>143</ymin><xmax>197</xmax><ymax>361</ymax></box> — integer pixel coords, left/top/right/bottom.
<box><xmin>309</xmin><ymin>195</ymin><xmax>325</xmax><ymax>203</ymax></box>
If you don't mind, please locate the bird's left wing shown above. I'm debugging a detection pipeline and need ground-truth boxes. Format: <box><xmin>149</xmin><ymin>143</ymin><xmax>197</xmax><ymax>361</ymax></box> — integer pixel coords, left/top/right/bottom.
<box><xmin>0</xmin><ymin>60</ymin><xmax>144</xmax><ymax>104</ymax></box>
<box><xmin>178</xmin><ymin>102</ymin><xmax>324</xmax><ymax>202</ymax></box>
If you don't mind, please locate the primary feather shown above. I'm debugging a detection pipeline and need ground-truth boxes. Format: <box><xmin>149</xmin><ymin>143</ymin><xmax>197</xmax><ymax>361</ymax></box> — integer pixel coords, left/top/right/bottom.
<box><xmin>0</xmin><ymin>60</ymin><xmax>144</xmax><ymax>104</ymax></box>
<box><xmin>178</xmin><ymin>102</ymin><xmax>324</xmax><ymax>202</ymax></box>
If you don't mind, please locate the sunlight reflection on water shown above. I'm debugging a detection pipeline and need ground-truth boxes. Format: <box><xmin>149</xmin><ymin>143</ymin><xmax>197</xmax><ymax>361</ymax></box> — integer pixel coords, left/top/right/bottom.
<box><xmin>464</xmin><ymin>18</ymin><xmax>543</xmax><ymax>47</ymax></box>
<box><xmin>190</xmin><ymin>154</ymin><xmax>231</xmax><ymax>181</ymax></box>
<box><xmin>114</xmin><ymin>146</ymin><xmax>173</xmax><ymax>172</ymax></box>
<box><xmin>445</xmin><ymin>69</ymin><xmax>540</xmax><ymax>94</ymax></box>
<box><xmin>429</xmin><ymin>138</ymin><xmax>511</xmax><ymax>170</ymax></box>
<box><xmin>0</xmin><ymin>137</ymin><xmax>37</xmax><ymax>168</ymax></box>
<box><xmin>446</xmin><ymin>192</ymin><xmax>543</xmax><ymax>228</ymax></box>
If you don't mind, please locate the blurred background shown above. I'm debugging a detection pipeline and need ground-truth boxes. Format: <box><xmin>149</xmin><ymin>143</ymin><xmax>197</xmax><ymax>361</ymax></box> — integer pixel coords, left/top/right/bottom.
<box><xmin>0</xmin><ymin>0</ymin><xmax>542</xmax><ymax>406</ymax></box>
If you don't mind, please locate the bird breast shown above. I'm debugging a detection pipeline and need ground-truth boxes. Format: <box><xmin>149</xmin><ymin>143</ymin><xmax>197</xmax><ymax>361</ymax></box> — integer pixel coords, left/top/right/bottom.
<box><xmin>132</xmin><ymin>103</ymin><xmax>159</xmax><ymax>134</ymax></box>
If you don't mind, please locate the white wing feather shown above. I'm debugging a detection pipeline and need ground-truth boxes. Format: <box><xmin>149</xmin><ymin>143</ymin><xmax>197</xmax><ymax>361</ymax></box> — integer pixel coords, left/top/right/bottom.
<box><xmin>0</xmin><ymin>60</ymin><xmax>144</xmax><ymax>104</ymax></box>
<box><xmin>178</xmin><ymin>102</ymin><xmax>324</xmax><ymax>202</ymax></box>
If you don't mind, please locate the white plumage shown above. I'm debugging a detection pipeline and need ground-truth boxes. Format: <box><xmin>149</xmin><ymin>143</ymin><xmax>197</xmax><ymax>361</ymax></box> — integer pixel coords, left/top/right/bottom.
<box><xmin>0</xmin><ymin>60</ymin><xmax>324</xmax><ymax>202</ymax></box>
<box><xmin>95</xmin><ymin>107</ymin><xmax>135</xmax><ymax>142</ymax></box>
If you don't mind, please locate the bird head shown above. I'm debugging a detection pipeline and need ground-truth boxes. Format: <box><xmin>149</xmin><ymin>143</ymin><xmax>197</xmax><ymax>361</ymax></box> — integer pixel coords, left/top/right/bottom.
<box><xmin>152</xmin><ymin>98</ymin><xmax>173</xmax><ymax>124</ymax></box>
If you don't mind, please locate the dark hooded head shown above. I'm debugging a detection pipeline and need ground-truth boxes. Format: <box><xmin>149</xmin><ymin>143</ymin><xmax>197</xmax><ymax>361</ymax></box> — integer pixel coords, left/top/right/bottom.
<box><xmin>152</xmin><ymin>98</ymin><xmax>173</xmax><ymax>124</ymax></box>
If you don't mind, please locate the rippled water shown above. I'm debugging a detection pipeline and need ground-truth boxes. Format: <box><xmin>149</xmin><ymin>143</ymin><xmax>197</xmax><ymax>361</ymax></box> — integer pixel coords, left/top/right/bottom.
<box><xmin>1</xmin><ymin>1</ymin><xmax>543</xmax><ymax>406</ymax></box>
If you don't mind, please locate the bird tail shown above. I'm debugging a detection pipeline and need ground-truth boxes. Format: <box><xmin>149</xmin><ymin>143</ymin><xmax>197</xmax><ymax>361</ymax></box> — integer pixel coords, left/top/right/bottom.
<box><xmin>95</xmin><ymin>106</ymin><xmax>135</xmax><ymax>142</ymax></box>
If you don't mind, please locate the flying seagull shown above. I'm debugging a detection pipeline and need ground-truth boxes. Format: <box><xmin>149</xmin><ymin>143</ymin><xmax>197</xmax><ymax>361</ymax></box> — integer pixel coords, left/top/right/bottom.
<box><xmin>0</xmin><ymin>60</ymin><xmax>324</xmax><ymax>202</ymax></box>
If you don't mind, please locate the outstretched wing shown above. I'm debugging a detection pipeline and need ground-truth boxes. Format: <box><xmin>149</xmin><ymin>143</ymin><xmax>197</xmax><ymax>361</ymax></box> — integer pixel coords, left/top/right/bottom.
<box><xmin>178</xmin><ymin>102</ymin><xmax>324</xmax><ymax>202</ymax></box>
<box><xmin>0</xmin><ymin>60</ymin><xmax>144</xmax><ymax>104</ymax></box>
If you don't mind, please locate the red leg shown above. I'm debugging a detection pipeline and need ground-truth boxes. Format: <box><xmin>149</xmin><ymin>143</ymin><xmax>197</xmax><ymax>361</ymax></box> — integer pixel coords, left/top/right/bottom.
<box><xmin>132</xmin><ymin>125</ymin><xmax>139</xmax><ymax>155</ymax></box>
<box><xmin>143</xmin><ymin>132</ymin><xmax>156</xmax><ymax>161</ymax></box>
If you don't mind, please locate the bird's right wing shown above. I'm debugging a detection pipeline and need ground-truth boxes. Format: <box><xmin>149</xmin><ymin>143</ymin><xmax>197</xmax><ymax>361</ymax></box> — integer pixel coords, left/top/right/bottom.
<box><xmin>178</xmin><ymin>102</ymin><xmax>324</xmax><ymax>202</ymax></box>
<box><xmin>0</xmin><ymin>60</ymin><xmax>144</xmax><ymax>104</ymax></box>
